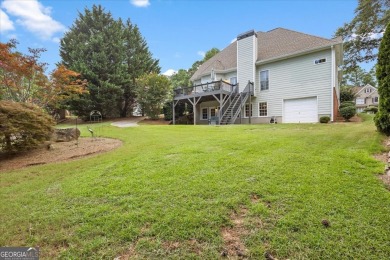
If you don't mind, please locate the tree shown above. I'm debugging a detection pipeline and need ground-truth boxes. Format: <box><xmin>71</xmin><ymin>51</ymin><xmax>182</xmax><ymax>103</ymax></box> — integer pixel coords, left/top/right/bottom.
<box><xmin>374</xmin><ymin>22</ymin><xmax>390</xmax><ymax>135</ymax></box>
<box><xmin>340</xmin><ymin>86</ymin><xmax>356</xmax><ymax>102</ymax></box>
<box><xmin>170</xmin><ymin>69</ymin><xmax>190</xmax><ymax>88</ymax></box>
<box><xmin>0</xmin><ymin>40</ymin><xmax>87</xmax><ymax>112</ymax></box>
<box><xmin>187</xmin><ymin>48</ymin><xmax>220</xmax><ymax>77</ymax></box>
<box><xmin>0</xmin><ymin>101</ymin><xmax>54</xmax><ymax>153</ymax></box>
<box><xmin>335</xmin><ymin>0</ymin><xmax>390</xmax><ymax>72</ymax></box>
<box><xmin>60</xmin><ymin>5</ymin><xmax>159</xmax><ymax>118</ymax></box>
<box><xmin>341</xmin><ymin>65</ymin><xmax>377</xmax><ymax>86</ymax></box>
<box><xmin>136</xmin><ymin>73</ymin><xmax>171</xmax><ymax>119</ymax></box>
<box><xmin>203</xmin><ymin>47</ymin><xmax>220</xmax><ymax>62</ymax></box>
<box><xmin>122</xmin><ymin>19</ymin><xmax>160</xmax><ymax>117</ymax></box>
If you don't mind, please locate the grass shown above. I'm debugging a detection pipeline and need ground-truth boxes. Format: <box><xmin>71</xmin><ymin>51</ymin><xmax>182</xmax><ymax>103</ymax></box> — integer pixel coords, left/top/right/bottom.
<box><xmin>1</xmin><ymin>115</ymin><xmax>390</xmax><ymax>259</ymax></box>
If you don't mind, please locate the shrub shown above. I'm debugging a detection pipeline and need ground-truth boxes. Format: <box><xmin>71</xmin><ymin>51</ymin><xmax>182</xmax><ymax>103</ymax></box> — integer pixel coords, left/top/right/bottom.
<box><xmin>340</xmin><ymin>106</ymin><xmax>356</xmax><ymax>121</ymax></box>
<box><xmin>320</xmin><ymin>116</ymin><xmax>331</xmax><ymax>123</ymax></box>
<box><xmin>364</xmin><ymin>106</ymin><xmax>378</xmax><ymax>114</ymax></box>
<box><xmin>0</xmin><ymin>101</ymin><xmax>55</xmax><ymax>154</ymax></box>
<box><xmin>374</xmin><ymin>23</ymin><xmax>390</xmax><ymax>135</ymax></box>
<box><xmin>339</xmin><ymin>101</ymin><xmax>356</xmax><ymax>109</ymax></box>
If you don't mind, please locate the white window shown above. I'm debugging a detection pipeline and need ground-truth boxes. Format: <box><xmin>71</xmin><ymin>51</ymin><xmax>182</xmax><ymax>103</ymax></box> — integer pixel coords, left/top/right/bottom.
<box><xmin>365</xmin><ymin>88</ymin><xmax>372</xmax><ymax>93</ymax></box>
<box><xmin>260</xmin><ymin>70</ymin><xmax>269</xmax><ymax>91</ymax></box>
<box><xmin>201</xmin><ymin>108</ymin><xmax>208</xmax><ymax>120</ymax></box>
<box><xmin>356</xmin><ymin>98</ymin><xmax>365</xmax><ymax>105</ymax></box>
<box><xmin>244</xmin><ymin>104</ymin><xmax>253</xmax><ymax>117</ymax></box>
<box><xmin>373</xmin><ymin>96</ymin><xmax>379</xmax><ymax>103</ymax></box>
<box><xmin>259</xmin><ymin>102</ymin><xmax>267</xmax><ymax>116</ymax></box>
<box><xmin>314</xmin><ymin>58</ymin><xmax>326</xmax><ymax>64</ymax></box>
<box><xmin>230</xmin><ymin>77</ymin><xmax>237</xmax><ymax>85</ymax></box>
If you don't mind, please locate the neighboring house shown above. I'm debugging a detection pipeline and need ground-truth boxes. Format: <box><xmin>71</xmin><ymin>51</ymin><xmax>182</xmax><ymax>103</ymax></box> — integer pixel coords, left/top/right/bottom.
<box><xmin>352</xmin><ymin>84</ymin><xmax>379</xmax><ymax>113</ymax></box>
<box><xmin>173</xmin><ymin>28</ymin><xmax>343</xmax><ymax>124</ymax></box>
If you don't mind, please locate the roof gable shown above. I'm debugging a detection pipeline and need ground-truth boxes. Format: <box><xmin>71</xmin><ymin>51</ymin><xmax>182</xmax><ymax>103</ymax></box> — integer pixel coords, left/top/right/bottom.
<box><xmin>190</xmin><ymin>27</ymin><xmax>342</xmax><ymax>81</ymax></box>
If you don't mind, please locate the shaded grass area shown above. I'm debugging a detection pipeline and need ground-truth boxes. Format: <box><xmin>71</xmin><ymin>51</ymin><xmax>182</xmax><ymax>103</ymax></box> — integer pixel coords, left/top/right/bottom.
<box><xmin>1</xmin><ymin>115</ymin><xmax>390</xmax><ymax>259</ymax></box>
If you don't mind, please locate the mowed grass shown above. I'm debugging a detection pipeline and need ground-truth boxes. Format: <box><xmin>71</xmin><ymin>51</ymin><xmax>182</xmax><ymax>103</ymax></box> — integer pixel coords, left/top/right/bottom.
<box><xmin>1</xmin><ymin>115</ymin><xmax>390</xmax><ymax>259</ymax></box>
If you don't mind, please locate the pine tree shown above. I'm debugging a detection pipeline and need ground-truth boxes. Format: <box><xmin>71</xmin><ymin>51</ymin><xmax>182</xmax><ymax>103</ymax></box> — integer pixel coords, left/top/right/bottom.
<box><xmin>60</xmin><ymin>5</ymin><xmax>159</xmax><ymax>118</ymax></box>
<box><xmin>374</xmin><ymin>22</ymin><xmax>390</xmax><ymax>135</ymax></box>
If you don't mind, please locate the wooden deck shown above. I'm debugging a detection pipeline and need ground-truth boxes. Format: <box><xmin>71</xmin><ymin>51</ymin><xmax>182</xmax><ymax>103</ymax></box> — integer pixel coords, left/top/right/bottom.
<box><xmin>173</xmin><ymin>81</ymin><xmax>235</xmax><ymax>101</ymax></box>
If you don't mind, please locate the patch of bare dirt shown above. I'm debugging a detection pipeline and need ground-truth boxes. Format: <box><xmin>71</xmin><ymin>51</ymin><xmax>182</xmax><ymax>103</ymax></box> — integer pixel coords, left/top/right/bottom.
<box><xmin>221</xmin><ymin>206</ymin><xmax>249</xmax><ymax>258</ymax></box>
<box><xmin>0</xmin><ymin>138</ymin><xmax>122</xmax><ymax>172</ymax></box>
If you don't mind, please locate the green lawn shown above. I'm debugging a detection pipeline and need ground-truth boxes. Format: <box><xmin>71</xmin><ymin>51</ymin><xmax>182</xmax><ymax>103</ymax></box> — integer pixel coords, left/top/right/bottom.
<box><xmin>1</xmin><ymin>115</ymin><xmax>390</xmax><ymax>259</ymax></box>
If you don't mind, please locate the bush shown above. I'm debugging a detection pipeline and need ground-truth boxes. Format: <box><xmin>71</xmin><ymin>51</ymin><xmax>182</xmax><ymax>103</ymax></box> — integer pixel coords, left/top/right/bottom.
<box><xmin>0</xmin><ymin>101</ymin><xmax>55</xmax><ymax>153</ymax></box>
<box><xmin>375</xmin><ymin>22</ymin><xmax>390</xmax><ymax>135</ymax></box>
<box><xmin>339</xmin><ymin>101</ymin><xmax>356</xmax><ymax>109</ymax></box>
<box><xmin>340</xmin><ymin>106</ymin><xmax>357</xmax><ymax>121</ymax></box>
<box><xmin>364</xmin><ymin>106</ymin><xmax>378</xmax><ymax>114</ymax></box>
<box><xmin>375</xmin><ymin>111</ymin><xmax>390</xmax><ymax>135</ymax></box>
<box><xmin>320</xmin><ymin>116</ymin><xmax>331</xmax><ymax>123</ymax></box>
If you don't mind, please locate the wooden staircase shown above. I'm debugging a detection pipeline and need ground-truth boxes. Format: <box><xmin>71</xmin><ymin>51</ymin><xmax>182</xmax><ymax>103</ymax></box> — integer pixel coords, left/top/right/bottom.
<box><xmin>219</xmin><ymin>82</ymin><xmax>253</xmax><ymax>125</ymax></box>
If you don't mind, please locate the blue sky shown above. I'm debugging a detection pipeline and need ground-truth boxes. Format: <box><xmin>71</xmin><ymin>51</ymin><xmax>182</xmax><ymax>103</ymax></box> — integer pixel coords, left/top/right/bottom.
<box><xmin>0</xmin><ymin>0</ymin><xmax>361</xmax><ymax>75</ymax></box>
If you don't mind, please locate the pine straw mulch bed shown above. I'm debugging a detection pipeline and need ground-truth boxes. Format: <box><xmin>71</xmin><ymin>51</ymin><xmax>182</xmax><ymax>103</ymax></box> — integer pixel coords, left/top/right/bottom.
<box><xmin>0</xmin><ymin>137</ymin><xmax>122</xmax><ymax>172</ymax></box>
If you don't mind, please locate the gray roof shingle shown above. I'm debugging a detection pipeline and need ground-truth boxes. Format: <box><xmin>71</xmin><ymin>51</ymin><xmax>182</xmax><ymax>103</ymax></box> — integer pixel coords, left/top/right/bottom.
<box><xmin>190</xmin><ymin>28</ymin><xmax>342</xmax><ymax>81</ymax></box>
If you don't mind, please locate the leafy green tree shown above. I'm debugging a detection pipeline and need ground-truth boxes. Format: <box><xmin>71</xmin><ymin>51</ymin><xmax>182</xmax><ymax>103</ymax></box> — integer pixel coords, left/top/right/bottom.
<box><xmin>187</xmin><ymin>48</ymin><xmax>220</xmax><ymax>77</ymax></box>
<box><xmin>203</xmin><ymin>47</ymin><xmax>220</xmax><ymax>62</ymax></box>
<box><xmin>342</xmin><ymin>65</ymin><xmax>376</xmax><ymax>86</ymax></box>
<box><xmin>340</xmin><ymin>86</ymin><xmax>356</xmax><ymax>102</ymax></box>
<box><xmin>136</xmin><ymin>73</ymin><xmax>171</xmax><ymax>119</ymax></box>
<box><xmin>335</xmin><ymin>0</ymin><xmax>389</xmax><ymax>73</ymax></box>
<box><xmin>60</xmin><ymin>5</ymin><xmax>159</xmax><ymax>118</ymax></box>
<box><xmin>170</xmin><ymin>69</ymin><xmax>190</xmax><ymax>88</ymax></box>
<box><xmin>374</xmin><ymin>22</ymin><xmax>390</xmax><ymax>135</ymax></box>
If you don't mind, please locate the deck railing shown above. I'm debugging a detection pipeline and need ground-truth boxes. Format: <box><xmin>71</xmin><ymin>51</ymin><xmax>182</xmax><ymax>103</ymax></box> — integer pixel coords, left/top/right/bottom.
<box><xmin>173</xmin><ymin>80</ymin><xmax>235</xmax><ymax>98</ymax></box>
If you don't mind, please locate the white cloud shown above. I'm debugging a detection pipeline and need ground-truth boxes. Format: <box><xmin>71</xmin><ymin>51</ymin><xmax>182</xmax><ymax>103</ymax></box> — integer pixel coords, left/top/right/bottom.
<box><xmin>131</xmin><ymin>0</ymin><xmax>150</xmax><ymax>8</ymax></box>
<box><xmin>1</xmin><ymin>0</ymin><xmax>65</xmax><ymax>40</ymax></box>
<box><xmin>197</xmin><ymin>51</ymin><xmax>205</xmax><ymax>58</ymax></box>
<box><xmin>162</xmin><ymin>69</ymin><xmax>177</xmax><ymax>77</ymax></box>
<box><xmin>0</xmin><ymin>9</ymin><xmax>14</xmax><ymax>33</ymax></box>
<box><xmin>349</xmin><ymin>32</ymin><xmax>384</xmax><ymax>41</ymax></box>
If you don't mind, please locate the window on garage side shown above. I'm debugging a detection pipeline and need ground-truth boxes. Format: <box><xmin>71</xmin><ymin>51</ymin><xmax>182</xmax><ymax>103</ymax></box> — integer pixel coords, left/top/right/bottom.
<box><xmin>210</xmin><ymin>107</ymin><xmax>216</xmax><ymax>117</ymax></box>
<box><xmin>260</xmin><ymin>70</ymin><xmax>269</xmax><ymax>90</ymax></box>
<box><xmin>245</xmin><ymin>104</ymin><xmax>253</xmax><ymax>117</ymax></box>
<box><xmin>259</xmin><ymin>102</ymin><xmax>267</xmax><ymax>116</ymax></box>
<box><xmin>201</xmin><ymin>108</ymin><xmax>208</xmax><ymax>120</ymax></box>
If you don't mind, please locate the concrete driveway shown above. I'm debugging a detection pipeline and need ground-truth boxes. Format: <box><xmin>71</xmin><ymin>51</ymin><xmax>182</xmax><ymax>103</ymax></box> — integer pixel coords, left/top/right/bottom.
<box><xmin>111</xmin><ymin>117</ymin><xmax>145</xmax><ymax>128</ymax></box>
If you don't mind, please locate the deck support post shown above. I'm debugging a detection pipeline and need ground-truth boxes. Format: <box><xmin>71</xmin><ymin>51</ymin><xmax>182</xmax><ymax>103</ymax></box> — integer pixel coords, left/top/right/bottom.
<box><xmin>249</xmin><ymin>81</ymin><xmax>252</xmax><ymax>124</ymax></box>
<box><xmin>187</xmin><ymin>97</ymin><xmax>201</xmax><ymax>125</ymax></box>
<box><xmin>172</xmin><ymin>100</ymin><xmax>179</xmax><ymax>125</ymax></box>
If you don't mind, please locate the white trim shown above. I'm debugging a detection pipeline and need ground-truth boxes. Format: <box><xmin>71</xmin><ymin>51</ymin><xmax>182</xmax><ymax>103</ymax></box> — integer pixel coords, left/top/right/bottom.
<box><xmin>314</xmin><ymin>58</ymin><xmax>327</xmax><ymax>65</ymax></box>
<box><xmin>258</xmin><ymin>102</ymin><xmax>268</xmax><ymax>117</ymax></box>
<box><xmin>209</xmin><ymin>107</ymin><xmax>217</xmax><ymax>118</ymax></box>
<box><xmin>201</xmin><ymin>107</ymin><xmax>208</xmax><ymax>120</ymax></box>
<box><xmin>260</xmin><ymin>70</ymin><xmax>270</xmax><ymax>91</ymax></box>
<box><xmin>355</xmin><ymin>84</ymin><xmax>377</xmax><ymax>96</ymax></box>
<box><xmin>282</xmin><ymin>96</ymin><xmax>318</xmax><ymax>123</ymax></box>
<box><xmin>255</xmin><ymin>44</ymin><xmax>340</xmax><ymax>65</ymax></box>
<box><xmin>243</xmin><ymin>103</ymin><xmax>253</xmax><ymax>118</ymax></box>
<box><xmin>331</xmin><ymin>45</ymin><xmax>335</xmax><ymax>121</ymax></box>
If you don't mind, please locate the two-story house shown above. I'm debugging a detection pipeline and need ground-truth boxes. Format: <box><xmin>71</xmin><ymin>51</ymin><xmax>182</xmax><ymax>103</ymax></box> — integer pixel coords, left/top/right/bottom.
<box><xmin>353</xmin><ymin>84</ymin><xmax>379</xmax><ymax>113</ymax></box>
<box><xmin>172</xmin><ymin>28</ymin><xmax>343</xmax><ymax>124</ymax></box>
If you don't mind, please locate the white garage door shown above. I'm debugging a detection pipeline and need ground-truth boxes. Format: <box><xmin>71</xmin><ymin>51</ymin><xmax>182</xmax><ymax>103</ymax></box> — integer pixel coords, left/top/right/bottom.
<box><xmin>283</xmin><ymin>97</ymin><xmax>318</xmax><ymax>123</ymax></box>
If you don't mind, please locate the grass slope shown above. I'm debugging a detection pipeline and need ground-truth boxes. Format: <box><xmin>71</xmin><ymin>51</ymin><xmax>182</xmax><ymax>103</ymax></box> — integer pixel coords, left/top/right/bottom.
<box><xmin>1</xmin><ymin>115</ymin><xmax>390</xmax><ymax>259</ymax></box>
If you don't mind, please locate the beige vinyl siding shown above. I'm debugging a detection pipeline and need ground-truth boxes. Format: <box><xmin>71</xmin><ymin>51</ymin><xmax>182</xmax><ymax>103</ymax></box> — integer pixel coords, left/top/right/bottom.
<box><xmin>237</xmin><ymin>36</ymin><xmax>256</xmax><ymax>92</ymax></box>
<box><xmin>253</xmin><ymin>49</ymin><xmax>332</xmax><ymax>118</ymax></box>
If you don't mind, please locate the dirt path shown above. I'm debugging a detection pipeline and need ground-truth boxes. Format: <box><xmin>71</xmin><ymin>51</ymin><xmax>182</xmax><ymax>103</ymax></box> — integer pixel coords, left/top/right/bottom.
<box><xmin>0</xmin><ymin>138</ymin><xmax>122</xmax><ymax>172</ymax></box>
